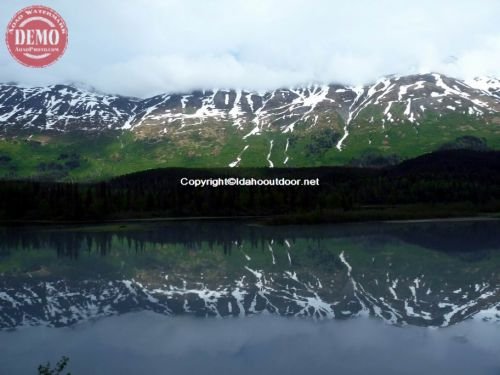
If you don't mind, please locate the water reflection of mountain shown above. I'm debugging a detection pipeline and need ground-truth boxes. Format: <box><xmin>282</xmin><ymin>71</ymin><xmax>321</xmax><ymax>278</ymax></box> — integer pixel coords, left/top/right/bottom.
<box><xmin>0</xmin><ymin>221</ymin><xmax>499</xmax><ymax>330</ymax></box>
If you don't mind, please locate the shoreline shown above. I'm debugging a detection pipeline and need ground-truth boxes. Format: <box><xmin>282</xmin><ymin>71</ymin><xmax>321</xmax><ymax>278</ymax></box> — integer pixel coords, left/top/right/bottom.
<box><xmin>382</xmin><ymin>216</ymin><xmax>500</xmax><ymax>224</ymax></box>
<box><xmin>0</xmin><ymin>210</ymin><xmax>499</xmax><ymax>228</ymax></box>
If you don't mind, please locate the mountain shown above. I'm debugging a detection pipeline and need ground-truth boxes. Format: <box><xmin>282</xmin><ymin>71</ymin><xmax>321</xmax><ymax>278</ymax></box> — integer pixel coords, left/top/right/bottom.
<box><xmin>0</xmin><ymin>73</ymin><xmax>499</xmax><ymax>180</ymax></box>
<box><xmin>2</xmin><ymin>73</ymin><xmax>500</xmax><ymax>135</ymax></box>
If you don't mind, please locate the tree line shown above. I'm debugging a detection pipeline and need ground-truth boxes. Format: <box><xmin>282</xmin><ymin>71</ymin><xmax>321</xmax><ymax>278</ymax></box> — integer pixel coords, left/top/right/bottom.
<box><xmin>0</xmin><ymin>150</ymin><xmax>499</xmax><ymax>221</ymax></box>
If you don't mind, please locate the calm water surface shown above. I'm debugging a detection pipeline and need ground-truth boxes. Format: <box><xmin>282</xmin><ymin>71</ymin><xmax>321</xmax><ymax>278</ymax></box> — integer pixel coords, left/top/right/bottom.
<box><xmin>0</xmin><ymin>220</ymin><xmax>499</xmax><ymax>374</ymax></box>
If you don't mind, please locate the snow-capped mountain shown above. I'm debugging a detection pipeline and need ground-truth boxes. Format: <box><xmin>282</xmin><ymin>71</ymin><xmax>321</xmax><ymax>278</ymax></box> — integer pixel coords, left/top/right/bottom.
<box><xmin>1</xmin><ymin>72</ymin><xmax>499</xmax><ymax>176</ymax></box>
<box><xmin>1</xmin><ymin>73</ymin><xmax>500</xmax><ymax>149</ymax></box>
<box><xmin>0</xmin><ymin>84</ymin><xmax>135</xmax><ymax>131</ymax></box>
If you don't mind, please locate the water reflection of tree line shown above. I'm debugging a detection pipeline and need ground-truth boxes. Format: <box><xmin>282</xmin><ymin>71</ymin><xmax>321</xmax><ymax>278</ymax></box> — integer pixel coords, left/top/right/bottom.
<box><xmin>0</xmin><ymin>226</ymin><xmax>300</xmax><ymax>258</ymax></box>
<box><xmin>0</xmin><ymin>220</ymin><xmax>499</xmax><ymax>259</ymax></box>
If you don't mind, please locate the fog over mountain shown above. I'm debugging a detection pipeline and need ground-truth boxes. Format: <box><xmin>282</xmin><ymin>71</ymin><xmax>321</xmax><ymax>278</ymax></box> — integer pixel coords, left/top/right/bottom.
<box><xmin>1</xmin><ymin>0</ymin><xmax>500</xmax><ymax>97</ymax></box>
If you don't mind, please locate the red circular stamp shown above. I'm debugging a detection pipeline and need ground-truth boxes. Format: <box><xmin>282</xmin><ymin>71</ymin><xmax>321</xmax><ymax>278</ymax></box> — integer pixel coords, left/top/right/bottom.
<box><xmin>5</xmin><ymin>5</ymin><xmax>68</xmax><ymax>68</ymax></box>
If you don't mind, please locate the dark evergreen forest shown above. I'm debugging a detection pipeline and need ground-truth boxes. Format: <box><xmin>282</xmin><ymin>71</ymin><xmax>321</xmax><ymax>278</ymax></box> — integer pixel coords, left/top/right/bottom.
<box><xmin>0</xmin><ymin>150</ymin><xmax>499</xmax><ymax>222</ymax></box>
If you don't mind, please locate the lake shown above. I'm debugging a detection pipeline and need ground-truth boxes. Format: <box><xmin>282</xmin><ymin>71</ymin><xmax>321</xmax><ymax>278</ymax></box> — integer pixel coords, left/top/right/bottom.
<box><xmin>0</xmin><ymin>220</ymin><xmax>499</xmax><ymax>374</ymax></box>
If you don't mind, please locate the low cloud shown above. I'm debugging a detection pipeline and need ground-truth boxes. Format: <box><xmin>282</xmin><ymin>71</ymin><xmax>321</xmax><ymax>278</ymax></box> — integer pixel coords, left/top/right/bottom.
<box><xmin>1</xmin><ymin>0</ymin><xmax>500</xmax><ymax>97</ymax></box>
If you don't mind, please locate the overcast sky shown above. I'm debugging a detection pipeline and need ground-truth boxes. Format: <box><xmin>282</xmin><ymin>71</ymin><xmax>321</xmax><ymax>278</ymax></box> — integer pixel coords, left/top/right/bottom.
<box><xmin>1</xmin><ymin>0</ymin><xmax>500</xmax><ymax>97</ymax></box>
